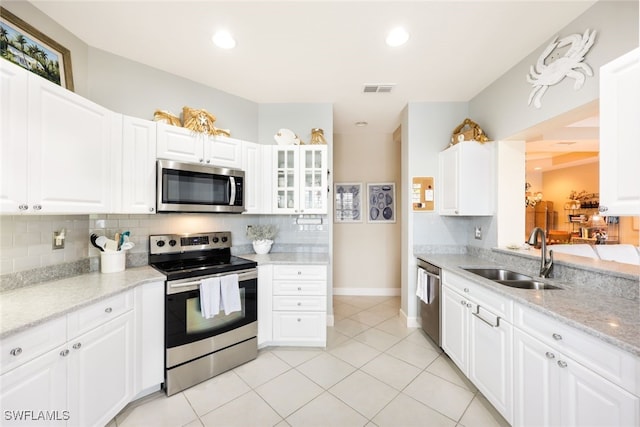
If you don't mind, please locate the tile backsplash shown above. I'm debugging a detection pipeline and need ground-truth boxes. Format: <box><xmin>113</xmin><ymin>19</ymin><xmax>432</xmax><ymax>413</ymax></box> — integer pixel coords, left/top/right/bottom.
<box><xmin>0</xmin><ymin>213</ymin><xmax>329</xmax><ymax>278</ymax></box>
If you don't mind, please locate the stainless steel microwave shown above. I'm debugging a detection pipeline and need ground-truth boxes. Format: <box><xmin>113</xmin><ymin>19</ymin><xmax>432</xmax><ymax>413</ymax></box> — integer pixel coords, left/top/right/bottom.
<box><xmin>156</xmin><ymin>160</ymin><xmax>245</xmax><ymax>213</ymax></box>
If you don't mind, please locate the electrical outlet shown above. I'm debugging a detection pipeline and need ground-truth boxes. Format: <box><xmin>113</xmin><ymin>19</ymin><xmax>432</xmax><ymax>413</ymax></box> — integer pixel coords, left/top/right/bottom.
<box><xmin>474</xmin><ymin>226</ymin><xmax>482</xmax><ymax>240</ymax></box>
<box><xmin>53</xmin><ymin>231</ymin><xmax>65</xmax><ymax>249</ymax></box>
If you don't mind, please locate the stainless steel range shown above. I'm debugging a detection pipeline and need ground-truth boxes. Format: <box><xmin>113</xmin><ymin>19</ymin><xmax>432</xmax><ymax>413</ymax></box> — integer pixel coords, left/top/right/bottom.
<box><xmin>149</xmin><ymin>231</ymin><xmax>258</xmax><ymax>396</ymax></box>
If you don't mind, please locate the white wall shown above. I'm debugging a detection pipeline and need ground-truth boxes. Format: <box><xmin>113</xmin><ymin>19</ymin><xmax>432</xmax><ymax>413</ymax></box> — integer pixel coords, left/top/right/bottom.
<box><xmin>469</xmin><ymin>0</ymin><xmax>639</xmax><ymax>140</ymax></box>
<box><xmin>332</xmin><ymin>132</ymin><xmax>400</xmax><ymax>296</ymax></box>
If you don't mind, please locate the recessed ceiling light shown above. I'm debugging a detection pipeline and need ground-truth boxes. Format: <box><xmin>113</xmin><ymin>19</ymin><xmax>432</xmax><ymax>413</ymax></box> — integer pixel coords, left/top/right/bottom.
<box><xmin>355</xmin><ymin>121</ymin><xmax>368</xmax><ymax>127</ymax></box>
<box><xmin>213</xmin><ymin>30</ymin><xmax>236</xmax><ymax>49</ymax></box>
<box><xmin>386</xmin><ymin>27</ymin><xmax>409</xmax><ymax>47</ymax></box>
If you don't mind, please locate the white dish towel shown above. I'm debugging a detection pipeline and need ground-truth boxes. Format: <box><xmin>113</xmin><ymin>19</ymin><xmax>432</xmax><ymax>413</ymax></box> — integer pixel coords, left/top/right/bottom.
<box><xmin>220</xmin><ymin>273</ymin><xmax>241</xmax><ymax>315</ymax></box>
<box><xmin>415</xmin><ymin>269</ymin><xmax>434</xmax><ymax>304</ymax></box>
<box><xmin>200</xmin><ymin>277</ymin><xmax>221</xmax><ymax>319</ymax></box>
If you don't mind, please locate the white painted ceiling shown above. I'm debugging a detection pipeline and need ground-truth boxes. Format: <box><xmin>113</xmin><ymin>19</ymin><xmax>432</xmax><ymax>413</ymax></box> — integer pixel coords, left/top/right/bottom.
<box><xmin>28</xmin><ymin>0</ymin><xmax>598</xmax><ymax>136</ymax></box>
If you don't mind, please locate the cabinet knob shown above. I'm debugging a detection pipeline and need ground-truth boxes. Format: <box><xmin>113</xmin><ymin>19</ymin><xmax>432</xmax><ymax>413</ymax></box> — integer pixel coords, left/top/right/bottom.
<box><xmin>557</xmin><ymin>360</ymin><xmax>568</xmax><ymax>368</ymax></box>
<box><xmin>72</xmin><ymin>342</ymin><xmax>82</xmax><ymax>350</ymax></box>
<box><xmin>19</xmin><ymin>204</ymin><xmax>28</xmax><ymax>211</ymax></box>
<box><xmin>297</xmin><ymin>318</ymin><xmax>302</xmax><ymax>322</ymax></box>
<box><xmin>297</xmin><ymin>287</ymin><xmax>302</xmax><ymax>291</ymax></box>
<box><xmin>552</xmin><ymin>333</ymin><xmax>562</xmax><ymax>341</ymax></box>
<box><xmin>297</xmin><ymin>302</ymin><xmax>302</xmax><ymax>306</ymax></box>
<box><xmin>105</xmin><ymin>307</ymin><xmax>113</xmax><ymax>313</ymax></box>
<box><xmin>60</xmin><ymin>349</ymin><xmax>70</xmax><ymax>357</ymax></box>
<box><xmin>149</xmin><ymin>207</ymin><xmax>155</xmax><ymax>212</ymax></box>
<box><xmin>206</xmin><ymin>159</ymin><xmax>210</xmax><ymax>164</ymax></box>
<box><xmin>599</xmin><ymin>206</ymin><xmax>608</xmax><ymax>212</ymax></box>
<box><xmin>10</xmin><ymin>347</ymin><xmax>22</xmax><ymax>357</ymax></box>
<box><xmin>545</xmin><ymin>351</ymin><xmax>555</xmax><ymax>359</ymax></box>
<box><xmin>460</xmin><ymin>300</ymin><xmax>466</xmax><ymax>305</ymax></box>
<box><xmin>199</xmin><ymin>159</ymin><xmax>204</xmax><ymax>163</ymax></box>
<box><xmin>466</xmin><ymin>303</ymin><xmax>472</xmax><ymax>308</ymax></box>
<box><xmin>297</xmin><ymin>271</ymin><xmax>302</xmax><ymax>275</ymax></box>
<box><xmin>33</xmin><ymin>204</ymin><xmax>42</xmax><ymax>211</ymax></box>
<box><xmin>455</xmin><ymin>210</ymin><xmax>459</xmax><ymax>214</ymax></box>
<box><xmin>463</xmin><ymin>288</ymin><xmax>469</xmax><ymax>293</ymax></box>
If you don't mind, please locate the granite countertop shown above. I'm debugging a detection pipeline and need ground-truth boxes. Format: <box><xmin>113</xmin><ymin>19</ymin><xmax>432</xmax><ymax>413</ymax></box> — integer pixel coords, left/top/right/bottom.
<box><xmin>417</xmin><ymin>253</ymin><xmax>640</xmax><ymax>357</ymax></box>
<box><xmin>241</xmin><ymin>252</ymin><xmax>330</xmax><ymax>265</ymax></box>
<box><xmin>0</xmin><ymin>266</ymin><xmax>165</xmax><ymax>339</ymax></box>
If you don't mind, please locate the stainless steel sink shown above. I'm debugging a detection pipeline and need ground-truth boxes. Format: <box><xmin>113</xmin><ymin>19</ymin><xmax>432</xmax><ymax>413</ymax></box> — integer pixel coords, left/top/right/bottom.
<box><xmin>463</xmin><ymin>268</ymin><xmax>532</xmax><ymax>281</ymax></box>
<box><xmin>463</xmin><ymin>268</ymin><xmax>561</xmax><ymax>290</ymax></box>
<box><xmin>495</xmin><ymin>280</ymin><xmax>560</xmax><ymax>290</ymax></box>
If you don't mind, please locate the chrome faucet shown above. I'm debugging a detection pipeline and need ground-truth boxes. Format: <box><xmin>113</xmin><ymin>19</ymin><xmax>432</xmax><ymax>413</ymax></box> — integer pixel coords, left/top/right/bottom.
<box><xmin>527</xmin><ymin>227</ymin><xmax>553</xmax><ymax>278</ymax></box>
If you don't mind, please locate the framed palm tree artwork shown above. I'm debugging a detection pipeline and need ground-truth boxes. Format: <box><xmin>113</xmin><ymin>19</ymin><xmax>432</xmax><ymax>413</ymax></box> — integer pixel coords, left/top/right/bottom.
<box><xmin>1</xmin><ymin>7</ymin><xmax>74</xmax><ymax>90</ymax></box>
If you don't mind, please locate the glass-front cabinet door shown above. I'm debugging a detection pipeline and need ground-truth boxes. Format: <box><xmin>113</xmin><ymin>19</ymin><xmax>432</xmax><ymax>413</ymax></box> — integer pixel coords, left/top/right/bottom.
<box><xmin>272</xmin><ymin>145</ymin><xmax>327</xmax><ymax>214</ymax></box>
<box><xmin>273</xmin><ymin>146</ymin><xmax>299</xmax><ymax>213</ymax></box>
<box><xmin>300</xmin><ymin>146</ymin><xmax>327</xmax><ymax>213</ymax></box>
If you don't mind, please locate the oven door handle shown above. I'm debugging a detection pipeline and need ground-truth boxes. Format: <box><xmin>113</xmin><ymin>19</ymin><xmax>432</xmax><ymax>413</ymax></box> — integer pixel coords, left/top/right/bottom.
<box><xmin>167</xmin><ymin>269</ymin><xmax>257</xmax><ymax>293</ymax></box>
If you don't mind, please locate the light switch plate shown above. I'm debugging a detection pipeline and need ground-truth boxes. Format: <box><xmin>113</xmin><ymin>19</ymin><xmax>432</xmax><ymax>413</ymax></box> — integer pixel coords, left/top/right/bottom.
<box><xmin>474</xmin><ymin>226</ymin><xmax>482</xmax><ymax>240</ymax></box>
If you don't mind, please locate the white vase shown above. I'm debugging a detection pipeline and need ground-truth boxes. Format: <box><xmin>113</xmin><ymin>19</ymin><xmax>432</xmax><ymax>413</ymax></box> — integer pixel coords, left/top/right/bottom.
<box><xmin>252</xmin><ymin>239</ymin><xmax>273</xmax><ymax>254</ymax></box>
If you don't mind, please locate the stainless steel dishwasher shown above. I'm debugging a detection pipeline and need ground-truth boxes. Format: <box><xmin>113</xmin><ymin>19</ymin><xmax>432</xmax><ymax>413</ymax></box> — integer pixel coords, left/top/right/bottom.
<box><xmin>417</xmin><ymin>258</ymin><xmax>441</xmax><ymax>347</ymax></box>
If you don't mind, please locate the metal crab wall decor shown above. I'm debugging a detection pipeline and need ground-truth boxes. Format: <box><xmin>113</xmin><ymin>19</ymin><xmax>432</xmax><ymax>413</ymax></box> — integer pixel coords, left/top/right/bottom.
<box><xmin>527</xmin><ymin>29</ymin><xmax>597</xmax><ymax>109</ymax></box>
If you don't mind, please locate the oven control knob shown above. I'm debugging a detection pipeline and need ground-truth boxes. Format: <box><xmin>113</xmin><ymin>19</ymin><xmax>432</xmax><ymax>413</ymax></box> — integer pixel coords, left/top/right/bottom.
<box><xmin>213</xmin><ymin>237</ymin><xmax>219</xmax><ymax>243</ymax></box>
<box><xmin>221</xmin><ymin>236</ymin><xmax>228</xmax><ymax>243</ymax></box>
<box><xmin>169</xmin><ymin>239</ymin><xmax>177</xmax><ymax>247</ymax></box>
<box><xmin>156</xmin><ymin>240</ymin><xmax>165</xmax><ymax>247</ymax></box>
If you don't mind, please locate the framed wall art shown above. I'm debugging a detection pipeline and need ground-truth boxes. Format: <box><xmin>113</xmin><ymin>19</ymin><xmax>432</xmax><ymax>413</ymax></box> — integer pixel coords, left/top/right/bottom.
<box><xmin>334</xmin><ymin>182</ymin><xmax>362</xmax><ymax>223</ymax></box>
<box><xmin>367</xmin><ymin>182</ymin><xmax>396</xmax><ymax>223</ymax></box>
<box><xmin>1</xmin><ymin>7</ymin><xmax>74</xmax><ymax>90</ymax></box>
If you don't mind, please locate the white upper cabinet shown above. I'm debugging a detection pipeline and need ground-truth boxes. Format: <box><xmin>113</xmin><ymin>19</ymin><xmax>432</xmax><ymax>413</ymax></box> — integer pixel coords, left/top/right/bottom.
<box><xmin>156</xmin><ymin>123</ymin><xmax>242</xmax><ymax>169</ymax></box>
<box><xmin>0</xmin><ymin>60</ymin><xmax>28</xmax><ymax>213</ymax></box>
<box><xmin>272</xmin><ymin>145</ymin><xmax>327</xmax><ymax>214</ymax></box>
<box><xmin>242</xmin><ymin>141</ymin><xmax>272</xmax><ymax>214</ymax></box>
<box><xmin>599</xmin><ymin>47</ymin><xmax>640</xmax><ymax>215</ymax></box>
<box><xmin>439</xmin><ymin>141</ymin><xmax>494</xmax><ymax>216</ymax></box>
<box><xmin>0</xmin><ymin>62</ymin><xmax>115</xmax><ymax>214</ymax></box>
<box><xmin>115</xmin><ymin>116</ymin><xmax>157</xmax><ymax>214</ymax></box>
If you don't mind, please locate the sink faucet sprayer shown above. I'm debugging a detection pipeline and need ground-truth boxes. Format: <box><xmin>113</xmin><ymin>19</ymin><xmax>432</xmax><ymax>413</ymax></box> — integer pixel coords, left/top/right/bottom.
<box><xmin>527</xmin><ymin>227</ymin><xmax>553</xmax><ymax>278</ymax></box>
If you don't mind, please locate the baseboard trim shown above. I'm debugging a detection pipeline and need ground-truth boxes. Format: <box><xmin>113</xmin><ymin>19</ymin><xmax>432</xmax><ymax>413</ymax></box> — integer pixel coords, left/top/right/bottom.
<box><xmin>400</xmin><ymin>308</ymin><xmax>421</xmax><ymax>328</ymax></box>
<box><xmin>333</xmin><ymin>287</ymin><xmax>400</xmax><ymax>296</ymax></box>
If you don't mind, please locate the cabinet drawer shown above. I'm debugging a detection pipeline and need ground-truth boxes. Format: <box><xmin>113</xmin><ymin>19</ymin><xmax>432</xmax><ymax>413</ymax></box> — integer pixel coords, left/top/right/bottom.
<box><xmin>273</xmin><ymin>280</ymin><xmax>326</xmax><ymax>296</ymax></box>
<box><xmin>0</xmin><ymin>316</ymin><xmax>67</xmax><ymax>375</ymax></box>
<box><xmin>443</xmin><ymin>271</ymin><xmax>512</xmax><ymax>321</ymax></box>
<box><xmin>273</xmin><ymin>296</ymin><xmax>326</xmax><ymax>311</ymax></box>
<box><xmin>272</xmin><ymin>311</ymin><xmax>326</xmax><ymax>345</ymax></box>
<box><xmin>515</xmin><ymin>303</ymin><xmax>640</xmax><ymax>396</ymax></box>
<box><xmin>273</xmin><ymin>265</ymin><xmax>327</xmax><ymax>281</ymax></box>
<box><xmin>67</xmin><ymin>291</ymin><xmax>134</xmax><ymax>339</ymax></box>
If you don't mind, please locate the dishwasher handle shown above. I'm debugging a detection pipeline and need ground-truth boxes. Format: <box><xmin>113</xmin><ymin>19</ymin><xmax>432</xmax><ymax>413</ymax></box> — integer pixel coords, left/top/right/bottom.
<box><xmin>417</xmin><ymin>267</ymin><xmax>440</xmax><ymax>280</ymax></box>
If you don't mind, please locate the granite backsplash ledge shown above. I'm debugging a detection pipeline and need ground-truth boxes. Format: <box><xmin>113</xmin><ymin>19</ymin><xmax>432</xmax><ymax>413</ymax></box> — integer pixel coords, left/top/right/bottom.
<box><xmin>467</xmin><ymin>246</ymin><xmax>639</xmax><ymax>301</ymax></box>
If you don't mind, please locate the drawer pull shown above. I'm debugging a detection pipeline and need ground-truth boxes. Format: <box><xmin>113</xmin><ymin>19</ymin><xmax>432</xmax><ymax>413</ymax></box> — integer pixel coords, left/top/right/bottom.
<box><xmin>463</xmin><ymin>288</ymin><xmax>470</xmax><ymax>293</ymax></box>
<box><xmin>73</xmin><ymin>343</ymin><xmax>82</xmax><ymax>350</ymax></box>
<box><xmin>297</xmin><ymin>302</ymin><xmax>302</xmax><ymax>306</ymax></box>
<box><xmin>460</xmin><ymin>300</ymin><xmax>466</xmax><ymax>305</ymax></box>
<box><xmin>297</xmin><ymin>271</ymin><xmax>302</xmax><ymax>275</ymax></box>
<box><xmin>297</xmin><ymin>318</ymin><xmax>302</xmax><ymax>322</ymax></box>
<box><xmin>557</xmin><ymin>360</ymin><xmax>568</xmax><ymax>368</ymax></box>
<box><xmin>545</xmin><ymin>352</ymin><xmax>555</xmax><ymax>359</ymax></box>
<box><xmin>552</xmin><ymin>333</ymin><xmax>562</xmax><ymax>341</ymax></box>
<box><xmin>105</xmin><ymin>307</ymin><xmax>113</xmax><ymax>313</ymax></box>
<box><xmin>297</xmin><ymin>287</ymin><xmax>302</xmax><ymax>291</ymax></box>
<box><xmin>60</xmin><ymin>349</ymin><xmax>69</xmax><ymax>357</ymax></box>
<box><xmin>10</xmin><ymin>347</ymin><xmax>22</xmax><ymax>357</ymax></box>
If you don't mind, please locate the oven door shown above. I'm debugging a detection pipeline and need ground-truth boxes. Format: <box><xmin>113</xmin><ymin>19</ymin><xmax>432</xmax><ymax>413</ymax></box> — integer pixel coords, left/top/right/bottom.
<box><xmin>165</xmin><ymin>269</ymin><xmax>257</xmax><ymax>353</ymax></box>
<box><xmin>157</xmin><ymin>159</ymin><xmax>245</xmax><ymax>213</ymax></box>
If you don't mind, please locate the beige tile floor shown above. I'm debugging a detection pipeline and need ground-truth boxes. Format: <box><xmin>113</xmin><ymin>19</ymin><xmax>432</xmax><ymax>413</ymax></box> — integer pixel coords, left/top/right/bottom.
<box><xmin>111</xmin><ymin>296</ymin><xmax>510</xmax><ymax>427</ymax></box>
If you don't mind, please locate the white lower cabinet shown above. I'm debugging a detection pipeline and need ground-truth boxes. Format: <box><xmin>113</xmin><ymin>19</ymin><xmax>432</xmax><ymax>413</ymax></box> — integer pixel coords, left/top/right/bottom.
<box><xmin>0</xmin><ymin>285</ymin><xmax>164</xmax><ymax>427</ymax></box>
<box><xmin>441</xmin><ymin>273</ymin><xmax>513</xmax><ymax>424</ymax></box>
<box><xmin>67</xmin><ymin>312</ymin><xmax>134</xmax><ymax>427</ymax></box>
<box><xmin>0</xmin><ymin>344</ymin><xmax>68</xmax><ymax>426</ymax></box>
<box><xmin>513</xmin><ymin>303</ymin><xmax>640</xmax><ymax>427</ymax></box>
<box><xmin>270</xmin><ymin>264</ymin><xmax>327</xmax><ymax>347</ymax></box>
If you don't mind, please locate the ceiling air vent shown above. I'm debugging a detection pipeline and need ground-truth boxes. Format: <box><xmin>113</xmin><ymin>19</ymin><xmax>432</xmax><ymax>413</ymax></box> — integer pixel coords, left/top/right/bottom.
<box><xmin>363</xmin><ymin>84</ymin><xmax>396</xmax><ymax>93</ymax></box>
